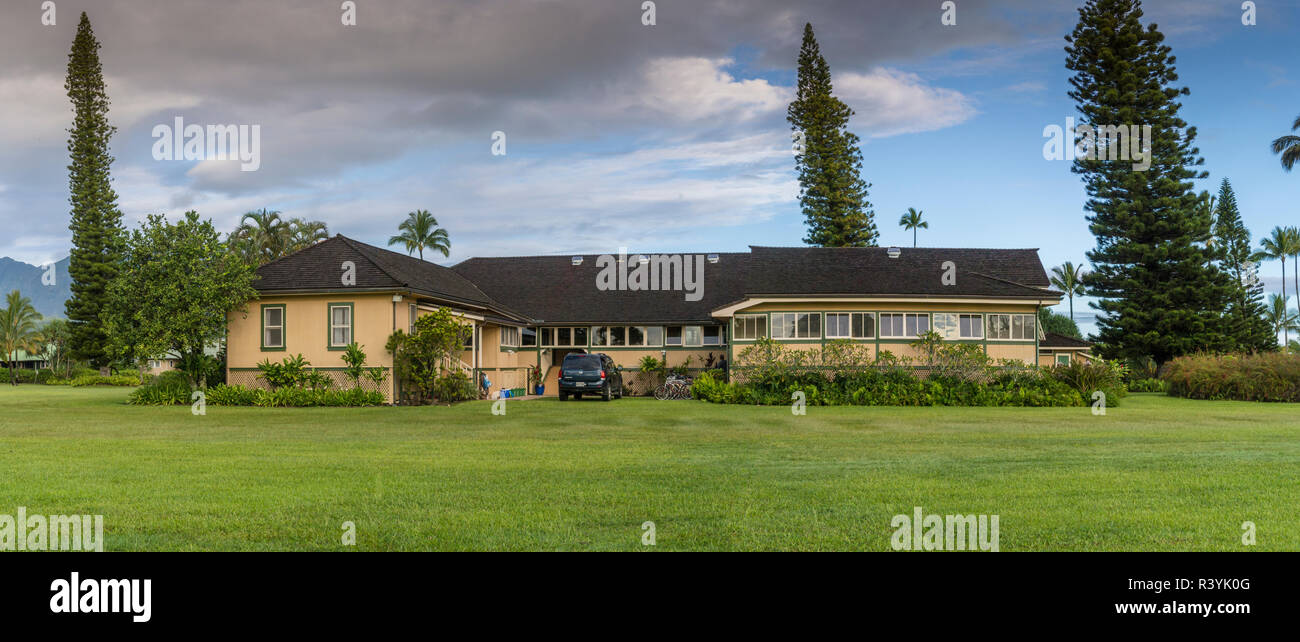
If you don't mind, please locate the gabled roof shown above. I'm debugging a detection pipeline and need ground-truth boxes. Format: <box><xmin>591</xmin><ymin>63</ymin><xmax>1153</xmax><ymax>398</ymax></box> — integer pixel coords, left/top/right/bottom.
<box><xmin>253</xmin><ymin>235</ymin><xmax>519</xmax><ymax>317</ymax></box>
<box><xmin>1040</xmin><ymin>332</ymin><xmax>1093</xmax><ymax>349</ymax></box>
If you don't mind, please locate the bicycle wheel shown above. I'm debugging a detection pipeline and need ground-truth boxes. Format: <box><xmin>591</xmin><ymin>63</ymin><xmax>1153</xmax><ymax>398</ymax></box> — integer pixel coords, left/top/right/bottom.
<box><xmin>654</xmin><ymin>384</ymin><xmax>669</xmax><ymax>401</ymax></box>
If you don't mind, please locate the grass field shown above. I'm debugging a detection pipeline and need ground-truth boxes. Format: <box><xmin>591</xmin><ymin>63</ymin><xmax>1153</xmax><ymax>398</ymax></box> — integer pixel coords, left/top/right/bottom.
<box><xmin>1</xmin><ymin>385</ymin><xmax>1297</xmax><ymax>551</ymax></box>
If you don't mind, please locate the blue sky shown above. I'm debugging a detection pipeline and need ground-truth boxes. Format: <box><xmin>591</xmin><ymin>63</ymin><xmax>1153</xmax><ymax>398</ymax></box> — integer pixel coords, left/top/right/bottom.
<box><xmin>1</xmin><ymin>0</ymin><xmax>1297</xmax><ymax>336</ymax></box>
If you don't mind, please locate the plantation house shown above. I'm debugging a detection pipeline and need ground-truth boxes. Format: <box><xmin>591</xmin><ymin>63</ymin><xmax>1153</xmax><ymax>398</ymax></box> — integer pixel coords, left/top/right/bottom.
<box><xmin>225</xmin><ymin>236</ymin><xmax>1086</xmax><ymax>402</ymax></box>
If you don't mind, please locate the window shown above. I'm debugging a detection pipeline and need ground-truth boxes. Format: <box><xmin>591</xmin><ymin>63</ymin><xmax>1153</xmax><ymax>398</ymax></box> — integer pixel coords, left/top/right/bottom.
<box><xmin>771</xmin><ymin>313</ymin><xmax>821</xmax><ymax>339</ymax></box>
<box><xmin>609</xmin><ymin>326</ymin><xmax>625</xmax><ymax>346</ymax></box>
<box><xmin>666</xmin><ymin>327</ymin><xmax>682</xmax><ymax>346</ymax></box>
<box><xmin>500</xmin><ymin>327</ymin><xmax>520</xmax><ymax>347</ymax></box>
<box><xmin>702</xmin><ymin>326</ymin><xmax>722</xmax><ymax>346</ymax></box>
<box><xmin>591</xmin><ymin>326</ymin><xmax>608</xmax><ymax>347</ymax></box>
<box><xmin>541</xmin><ymin>327</ymin><xmax>587</xmax><ymax>347</ymax></box>
<box><xmin>987</xmin><ymin>314</ymin><xmax>1036</xmax><ymax>340</ymax></box>
<box><xmin>1056</xmin><ymin>353</ymin><xmax>1071</xmax><ymax>365</ymax></box>
<box><xmin>328</xmin><ymin>303</ymin><xmax>352</xmax><ymax>348</ymax></box>
<box><xmin>826</xmin><ymin>313</ymin><xmax>874</xmax><ymax>339</ymax></box>
<box><xmin>880</xmin><ymin>313</ymin><xmax>929</xmax><ymax>338</ymax></box>
<box><xmin>683</xmin><ymin>326</ymin><xmax>703</xmax><ymax>347</ymax></box>
<box><xmin>461</xmin><ymin>325</ymin><xmax>474</xmax><ymax>349</ymax></box>
<box><xmin>645</xmin><ymin>327</ymin><xmax>663</xmax><ymax>346</ymax></box>
<box><xmin>262</xmin><ymin>305</ymin><xmax>285</xmax><ymax>350</ymax></box>
<box><xmin>733</xmin><ymin>314</ymin><xmax>767</xmax><ymax>340</ymax></box>
<box><xmin>408</xmin><ymin>304</ymin><xmax>417</xmax><ymax>335</ymax></box>
<box><xmin>628</xmin><ymin>326</ymin><xmax>645</xmax><ymax>346</ymax></box>
<box><xmin>521</xmin><ymin>327</ymin><xmax>536</xmax><ymax>347</ymax></box>
<box><xmin>933</xmin><ymin>313</ymin><xmax>983</xmax><ymax>340</ymax></box>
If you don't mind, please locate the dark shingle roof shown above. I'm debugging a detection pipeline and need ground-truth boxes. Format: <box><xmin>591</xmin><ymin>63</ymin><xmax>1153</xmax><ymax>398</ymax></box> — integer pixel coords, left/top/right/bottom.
<box><xmin>254</xmin><ymin>237</ymin><xmax>1059</xmax><ymax>324</ymax></box>
<box><xmin>742</xmin><ymin>246</ymin><xmax>1053</xmax><ymax>298</ymax></box>
<box><xmin>1040</xmin><ymin>332</ymin><xmax>1093</xmax><ymax>349</ymax></box>
<box><xmin>451</xmin><ymin>253</ymin><xmax>751</xmax><ymax>324</ymax></box>
<box><xmin>254</xmin><ymin>235</ymin><xmax>507</xmax><ymax>312</ymax></box>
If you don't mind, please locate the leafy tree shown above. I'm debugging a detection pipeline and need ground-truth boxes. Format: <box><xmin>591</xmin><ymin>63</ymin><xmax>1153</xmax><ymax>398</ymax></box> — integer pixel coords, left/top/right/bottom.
<box><xmin>1038</xmin><ymin>307</ymin><xmax>1083</xmax><ymax>340</ymax></box>
<box><xmin>64</xmin><ymin>12</ymin><xmax>123</xmax><ymax>369</ymax></box>
<box><xmin>1</xmin><ymin>291</ymin><xmax>44</xmax><ymax>385</ymax></box>
<box><xmin>105</xmin><ymin>212</ymin><xmax>258</xmax><ymax>388</ymax></box>
<box><xmin>1271</xmin><ymin>114</ymin><xmax>1300</xmax><ymax>171</ymax></box>
<box><xmin>1257</xmin><ymin>226</ymin><xmax>1293</xmax><ymax>345</ymax></box>
<box><xmin>228</xmin><ymin>210</ymin><xmax>329</xmax><ymax>265</ymax></box>
<box><xmin>786</xmin><ymin>23</ymin><xmax>877</xmax><ymax>248</ymax></box>
<box><xmin>1211</xmin><ymin>179</ymin><xmax>1273</xmax><ymax>351</ymax></box>
<box><xmin>37</xmin><ymin>318</ymin><xmax>72</xmax><ymax>378</ymax></box>
<box><xmin>1065</xmin><ymin>0</ymin><xmax>1233</xmax><ymax>363</ymax></box>
<box><xmin>388</xmin><ymin>210</ymin><xmax>450</xmax><ymax>260</ymax></box>
<box><xmin>386</xmin><ymin>308</ymin><xmax>468</xmax><ymax>403</ymax></box>
<box><xmin>1263</xmin><ymin>293</ymin><xmax>1300</xmax><ymax>346</ymax></box>
<box><xmin>1049</xmin><ymin>262</ymin><xmax>1087</xmax><ymax>321</ymax></box>
<box><xmin>898</xmin><ymin>208</ymin><xmax>927</xmax><ymax>247</ymax></box>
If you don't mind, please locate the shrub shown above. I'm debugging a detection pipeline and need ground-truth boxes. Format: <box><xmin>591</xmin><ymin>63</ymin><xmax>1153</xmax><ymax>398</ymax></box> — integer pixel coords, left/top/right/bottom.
<box><xmin>70</xmin><ymin>373</ymin><xmax>142</xmax><ymax>387</ymax></box>
<box><xmin>432</xmin><ymin>370</ymin><xmax>477</xmax><ymax>403</ymax></box>
<box><xmin>206</xmin><ymin>384</ymin><xmax>259</xmax><ymax>406</ymax></box>
<box><xmin>257</xmin><ymin>354</ymin><xmax>310</xmax><ymax>390</ymax></box>
<box><xmin>1049</xmin><ymin>359</ymin><xmax>1127</xmax><ymax>407</ymax></box>
<box><xmin>127</xmin><ymin>371</ymin><xmax>192</xmax><ymax>405</ymax></box>
<box><xmin>1163</xmin><ymin>352</ymin><xmax>1300</xmax><ymax>402</ymax></box>
<box><xmin>1127</xmin><ymin>378</ymin><xmax>1167</xmax><ymax>393</ymax></box>
<box><xmin>194</xmin><ymin>384</ymin><xmax>384</xmax><ymax>407</ymax></box>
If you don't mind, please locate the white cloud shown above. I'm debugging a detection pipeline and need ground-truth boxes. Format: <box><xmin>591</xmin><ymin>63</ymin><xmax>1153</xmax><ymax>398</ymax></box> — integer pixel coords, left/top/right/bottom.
<box><xmin>629</xmin><ymin>57</ymin><xmax>791</xmax><ymax>123</ymax></box>
<box><xmin>836</xmin><ymin>68</ymin><xmax>977</xmax><ymax>137</ymax></box>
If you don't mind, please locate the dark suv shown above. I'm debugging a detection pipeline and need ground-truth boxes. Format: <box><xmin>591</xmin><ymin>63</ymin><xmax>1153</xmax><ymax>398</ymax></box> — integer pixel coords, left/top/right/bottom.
<box><xmin>558</xmin><ymin>353</ymin><xmax>624</xmax><ymax>401</ymax></box>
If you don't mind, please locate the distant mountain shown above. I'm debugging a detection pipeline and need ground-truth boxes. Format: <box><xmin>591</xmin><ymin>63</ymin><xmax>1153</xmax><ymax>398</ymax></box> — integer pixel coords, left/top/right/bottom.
<box><xmin>0</xmin><ymin>256</ymin><xmax>71</xmax><ymax>319</ymax></box>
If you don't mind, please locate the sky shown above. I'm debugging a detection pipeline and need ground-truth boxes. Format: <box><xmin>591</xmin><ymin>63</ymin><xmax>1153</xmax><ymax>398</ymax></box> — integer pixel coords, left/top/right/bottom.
<box><xmin>1</xmin><ymin>0</ymin><xmax>1298</xmax><ymax>335</ymax></box>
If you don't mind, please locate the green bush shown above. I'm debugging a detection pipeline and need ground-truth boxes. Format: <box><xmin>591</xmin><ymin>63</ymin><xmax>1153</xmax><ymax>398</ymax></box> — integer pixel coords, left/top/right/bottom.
<box><xmin>147</xmin><ymin>383</ymin><xmax>384</xmax><ymax>407</ymax></box>
<box><xmin>1048</xmin><ymin>359</ymin><xmax>1127</xmax><ymax>407</ymax></box>
<box><xmin>1163</xmin><ymin>352</ymin><xmax>1300</xmax><ymax>402</ymax></box>
<box><xmin>1127</xmin><ymin>378</ymin><xmax>1168</xmax><ymax>393</ymax></box>
<box><xmin>432</xmin><ymin>371</ymin><xmax>477</xmax><ymax>403</ymax></box>
<box><xmin>691</xmin><ymin>368</ymin><xmax>1084</xmax><ymax>407</ymax></box>
<box><xmin>70</xmin><ymin>373</ymin><xmax>142</xmax><ymax>387</ymax></box>
<box><xmin>126</xmin><ymin>371</ymin><xmax>192</xmax><ymax>405</ymax></box>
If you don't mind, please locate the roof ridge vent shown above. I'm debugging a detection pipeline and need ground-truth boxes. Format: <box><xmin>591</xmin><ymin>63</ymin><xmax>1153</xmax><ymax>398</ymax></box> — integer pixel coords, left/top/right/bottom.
<box><xmin>571</xmin><ymin>256</ymin><xmax>583</xmax><ymax>266</ymax></box>
<box><xmin>886</xmin><ymin>247</ymin><xmax>901</xmax><ymax>259</ymax></box>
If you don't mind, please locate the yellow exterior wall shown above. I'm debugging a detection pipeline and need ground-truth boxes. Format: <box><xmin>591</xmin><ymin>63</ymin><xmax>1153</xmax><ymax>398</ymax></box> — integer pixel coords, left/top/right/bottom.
<box><xmin>227</xmin><ymin>292</ymin><xmax>401</xmax><ymax>399</ymax></box>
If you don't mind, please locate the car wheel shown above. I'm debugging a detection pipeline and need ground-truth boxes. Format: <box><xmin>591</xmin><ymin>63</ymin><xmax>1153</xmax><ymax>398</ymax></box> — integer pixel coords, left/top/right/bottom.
<box><xmin>602</xmin><ymin>384</ymin><xmax>612</xmax><ymax>401</ymax></box>
<box><xmin>559</xmin><ymin>391</ymin><xmax>568</xmax><ymax>401</ymax></box>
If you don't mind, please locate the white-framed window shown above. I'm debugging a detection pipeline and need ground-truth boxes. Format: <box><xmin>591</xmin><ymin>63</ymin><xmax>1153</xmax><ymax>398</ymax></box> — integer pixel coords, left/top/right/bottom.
<box><xmin>826</xmin><ymin>312</ymin><xmax>875</xmax><ymax>339</ymax></box>
<box><xmin>880</xmin><ymin>313</ymin><xmax>929</xmax><ymax>338</ymax></box>
<box><xmin>933</xmin><ymin>313</ymin><xmax>984</xmax><ymax>340</ymax></box>
<box><xmin>683</xmin><ymin>326</ymin><xmax>703</xmax><ymax>347</ymax></box>
<box><xmin>702</xmin><ymin>326</ymin><xmax>723</xmax><ymax>346</ymax></box>
<box><xmin>666</xmin><ymin>326</ymin><xmax>682</xmax><ymax>346</ymax></box>
<box><xmin>987</xmin><ymin>314</ymin><xmax>1036</xmax><ymax>340</ymax></box>
<box><xmin>1055</xmin><ymin>353</ymin><xmax>1071</xmax><ymax>365</ymax></box>
<box><xmin>771</xmin><ymin>313</ymin><xmax>821</xmax><ymax>340</ymax></box>
<box><xmin>733</xmin><ymin>314</ymin><xmax>768</xmax><ymax>340</ymax></box>
<box><xmin>262</xmin><ymin>305</ymin><xmax>284</xmax><ymax>348</ymax></box>
<box><xmin>500</xmin><ymin>326</ymin><xmax>520</xmax><ymax>347</ymax></box>
<box><xmin>645</xmin><ymin>326</ymin><xmax>664</xmax><ymax>346</ymax></box>
<box><xmin>521</xmin><ymin>327</ymin><xmax>537</xmax><ymax>347</ymax></box>
<box><xmin>408</xmin><ymin>304</ymin><xmax>418</xmax><ymax>335</ymax></box>
<box><xmin>329</xmin><ymin>304</ymin><xmax>353</xmax><ymax>347</ymax></box>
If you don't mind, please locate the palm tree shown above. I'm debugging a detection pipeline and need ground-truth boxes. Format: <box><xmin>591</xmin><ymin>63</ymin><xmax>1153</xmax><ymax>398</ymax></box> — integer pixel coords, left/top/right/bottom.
<box><xmin>388</xmin><ymin>210</ymin><xmax>450</xmax><ymax>260</ymax></box>
<box><xmin>231</xmin><ymin>208</ymin><xmax>289</xmax><ymax>265</ymax></box>
<box><xmin>1</xmin><ymin>290</ymin><xmax>43</xmax><ymax>385</ymax></box>
<box><xmin>1271</xmin><ymin>114</ymin><xmax>1300</xmax><ymax>171</ymax></box>
<box><xmin>286</xmin><ymin>218</ymin><xmax>330</xmax><ymax>253</ymax></box>
<box><xmin>1050</xmin><ymin>262</ymin><xmax>1088</xmax><ymax>321</ymax></box>
<box><xmin>898</xmin><ymin>208</ymin><xmax>927</xmax><ymax>247</ymax></box>
<box><xmin>1286</xmin><ymin>227</ymin><xmax>1300</xmax><ymax>315</ymax></box>
<box><xmin>1264</xmin><ymin>293</ymin><xmax>1300</xmax><ymax>348</ymax></box>
<box><xmin>1258</xmin><ymin>227</ymin><xmax>1292</xmax><ymax>344</ymax></box>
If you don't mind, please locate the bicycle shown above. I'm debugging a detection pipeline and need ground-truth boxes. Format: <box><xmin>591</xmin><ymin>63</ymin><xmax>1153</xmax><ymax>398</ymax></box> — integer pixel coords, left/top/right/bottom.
<box><xmin>654</xmin><ymin>374</ymin><xmax>693</xmax><ymax>400</ymax></box>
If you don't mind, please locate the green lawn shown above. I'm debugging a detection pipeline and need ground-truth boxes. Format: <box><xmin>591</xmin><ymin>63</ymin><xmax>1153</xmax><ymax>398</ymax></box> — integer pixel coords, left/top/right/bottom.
<box><xmin>1</xmin><ymin>385</ymin><xmax>1296</xmax><ymax>551</ymax></box>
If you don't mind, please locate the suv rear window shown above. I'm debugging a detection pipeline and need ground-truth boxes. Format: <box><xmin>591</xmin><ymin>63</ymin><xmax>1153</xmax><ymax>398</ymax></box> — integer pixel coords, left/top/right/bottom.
<box><xmin>562</xmin><ymin>354</ymin><xmax>602</xmax><ymax>370</ymax></box>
